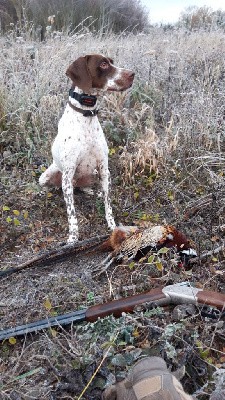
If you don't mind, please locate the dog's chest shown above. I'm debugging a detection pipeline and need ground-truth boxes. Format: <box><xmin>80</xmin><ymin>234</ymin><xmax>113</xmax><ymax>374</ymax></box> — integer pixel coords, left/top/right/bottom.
<box><xmin>53</xmin><ymin>107</ymin><xmax>108</xmax><ymax>173</ymax></box>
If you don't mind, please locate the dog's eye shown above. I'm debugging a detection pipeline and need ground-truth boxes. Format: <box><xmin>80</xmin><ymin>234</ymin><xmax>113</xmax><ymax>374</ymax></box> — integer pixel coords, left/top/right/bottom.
<box><xmin>100</xmin><ymin>61</ymin><xmax>109</xmax><ymax>69</ymax></box>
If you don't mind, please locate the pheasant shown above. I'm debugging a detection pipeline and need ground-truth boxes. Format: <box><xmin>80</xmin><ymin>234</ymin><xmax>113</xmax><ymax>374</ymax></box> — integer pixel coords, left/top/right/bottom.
<box><xmin>93</xmin><ymin>224</ymin><xmax>196</xmax><ymax>275</ymax></box>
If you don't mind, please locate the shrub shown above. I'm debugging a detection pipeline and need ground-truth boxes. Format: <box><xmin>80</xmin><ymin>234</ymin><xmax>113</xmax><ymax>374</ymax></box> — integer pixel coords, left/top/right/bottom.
<box><xmin>0</xmin><ymin>0</ymin><xmax>149</xmax><ymax>36</ymax></box>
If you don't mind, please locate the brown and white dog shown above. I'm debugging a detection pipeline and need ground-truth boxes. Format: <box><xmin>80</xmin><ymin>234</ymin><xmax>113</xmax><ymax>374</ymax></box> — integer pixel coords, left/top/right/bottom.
<box><xmin>102</xmin><ymin>357</ymin><xmax>193</xmax><ymax>400</ymax></box>
<box><xmin>39</xmin><ymin>54</ymin><xmax>134</xmax><ymax>242</ymax></box>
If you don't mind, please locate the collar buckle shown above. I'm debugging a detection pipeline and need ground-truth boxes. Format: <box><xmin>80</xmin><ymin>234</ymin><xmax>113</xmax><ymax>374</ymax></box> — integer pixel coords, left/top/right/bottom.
<box><xmin>83</xmin><ymin>109</ymin><xmax>98</xmax><ymax>117</ymax></box>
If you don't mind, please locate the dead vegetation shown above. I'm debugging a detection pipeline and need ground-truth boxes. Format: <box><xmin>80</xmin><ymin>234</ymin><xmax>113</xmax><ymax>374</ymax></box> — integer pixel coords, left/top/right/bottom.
<box><xmin>0</xmin><ymin>27</ymin><xmax>225</xmax><ymax>399</ymax></box>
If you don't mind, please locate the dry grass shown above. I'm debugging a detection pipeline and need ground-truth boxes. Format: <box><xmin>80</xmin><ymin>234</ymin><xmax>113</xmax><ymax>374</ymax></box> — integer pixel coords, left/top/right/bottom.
<box><xmin>120</xmin><ymin>128</ymin><xmax>165</xmax><ymax>183</ymax></box>
<box><xmin>1</xmin><ymin>28</ymin><xmax>225</xmax><ymax>168</ymax></box>
<box><xmin>0</xmin><ymin>27</ymin><xmax>225</xmax><ymax>399</ymax></box>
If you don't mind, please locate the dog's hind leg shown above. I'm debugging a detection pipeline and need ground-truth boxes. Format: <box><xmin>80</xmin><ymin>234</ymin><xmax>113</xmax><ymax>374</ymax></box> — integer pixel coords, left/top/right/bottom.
<box><xmin>39</xmin><ymin>162</ymin><xmax>62</xmax><ymax>188</ymax></box>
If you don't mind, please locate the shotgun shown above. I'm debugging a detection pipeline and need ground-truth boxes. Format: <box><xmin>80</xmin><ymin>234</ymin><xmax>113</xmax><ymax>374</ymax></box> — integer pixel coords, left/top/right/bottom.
<box><xmin>0</xmin><ymin>282</ymin><xmax>224</xmax><ymax>341</ymax></box>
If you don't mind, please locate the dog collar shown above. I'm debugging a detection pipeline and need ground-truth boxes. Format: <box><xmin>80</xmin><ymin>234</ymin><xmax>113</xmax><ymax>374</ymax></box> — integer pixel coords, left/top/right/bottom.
<box><xmin>69</xmin><ymin>89</ymin><xmax>97</xmax><ymax>107</ymax></box>
<box><xmin>68</xmin><ymin>101</ymin><xmax>99</xmax><ymax>117</ymax></box>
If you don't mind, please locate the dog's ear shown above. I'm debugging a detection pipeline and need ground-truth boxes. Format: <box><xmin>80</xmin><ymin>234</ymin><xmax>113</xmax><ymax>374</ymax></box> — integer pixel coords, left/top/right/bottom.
<box><xmin>102</xmin><ymin>385</ymin><xmax>117</xmax><ymax>400</ymax></box>
<box><xmin>66</xmin><ymin>56</ymin><xmax>92</xmax><ymax>93</ymax></box>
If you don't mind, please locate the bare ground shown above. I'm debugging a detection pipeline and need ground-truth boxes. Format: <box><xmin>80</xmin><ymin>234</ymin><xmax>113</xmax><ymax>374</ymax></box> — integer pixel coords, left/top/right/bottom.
<box><xmin>1</xmin><ymin>151</ymin><xmax>225</xmax><ymax>400</ymax></box>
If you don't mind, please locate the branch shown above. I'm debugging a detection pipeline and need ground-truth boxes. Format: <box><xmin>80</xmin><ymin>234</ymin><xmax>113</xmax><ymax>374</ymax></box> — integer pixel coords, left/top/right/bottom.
<box><xmin>189</xmin><ymin>243</ymin><xmax>225</xmax><ymax>265</ymax></box>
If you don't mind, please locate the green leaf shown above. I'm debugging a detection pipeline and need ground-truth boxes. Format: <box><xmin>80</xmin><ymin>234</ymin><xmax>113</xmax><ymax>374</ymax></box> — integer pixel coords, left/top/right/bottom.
<box><xmin>87</xmin><ymin>292</ymin><xmax>95</xmax><ymax>303</ymax></box>
<box><xmin>158</xmin><ymin>247</ymin><xmax>169</xmax><ymax>254</ymax></box>
<box><xmin>147</xmin><ymin>255</ymin><xmax>155</xmax><ymax>263</ymax></box>
<box><xmin>124</xmin><ymin>348</ymin><xmax>142</xmax><ymax>364</ymax></box>
<box><xmin>13</xmin><ymin>218</ymin><xmax>20</xmax><ymax>226</ymax></box>
<box><xmin>153</xmin><ymin>213</ymin><xmax>160</xmax><ymax>222</ymax></box>
<box><xmin>3</xmin><ymin>205</ymin><xmax>10</xmax><ymax>211</ymax></box>
<box><xmin>49</xmin><ymin>328</ymin><xmax>57</xmax><ymax>338</ymax></box>
<box><xmin>93</xmin><ymin>377</ymin><xmax>105</xmax><ymax>390</ymax></box>
<box><xmin>101</xmin><ymin>340</ymin><xmax>116</xmax><ymax>349</ymax></box>
<box><xmin>195</xmin><ymin>340</ymin><xmax>203</xmax><ymax>349</ymax></box>
<box><xmin>156</xmin><ymin>261</ymin><xmax>163</xmax><ymax>271</ymax></box>
<box><xmin>13</xmin><ymin>210</ymin><xmax>20</xmax><ymax>216</ymax></box>
<box><xmin>71</xmin><ymin>360</ymin><xmax>81</xmax><ymax>369</ymax></box>
<box><xmin>6</xmin><ymin>216</ymin><xmax>12</xmax><ymax>223</ymax></box>
<box><xmin>12</xmin><ymin>367</ymin><xmax>42</xmax><ymax>382</ymax></box>
<box><xmin>129</xmin><ymin>261</ymin><xmax>135</xmax><ymax>269</ymax></box>
<box><xmin>111</xmin><ymin>353</ymin><xmax>127</xmax><ymax>367</ymax></box>
<box><xmin>44</xmin><ymin>299</ymin><xmax>52</xmax><ymax>310</ymax></box>
<box><xmin>167</xmin><ymin>190</ymin><xmax>174</xmax><ymax>201</ymax></box>
<box><xmin>23</xmin><ymin>210</ymin><xmax>29</xmax><ymax>219</ymax></box>
<box><xmin>8</xmin><ymin>337</ymin><xmax>17</xmax><ymax>345</ymax></box>
<box><xmin>0</xmin><ymin>367</ymin><xmax>43</xmax><ymax>390</ymax></box>
<box><xmin>200</xmin><ymin>349</ymin><xmax>210</xmax><ymax>359</ymax></box>
<box><xmin>109</xmin><ymin>147</ymin><xmax>116</xmax><ymax>156</ymax></box>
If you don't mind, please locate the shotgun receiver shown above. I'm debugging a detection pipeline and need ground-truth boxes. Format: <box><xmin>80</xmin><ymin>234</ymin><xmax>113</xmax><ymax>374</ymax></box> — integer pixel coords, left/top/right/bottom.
<box><xmin>0</xmin><ymin>282</ymin><xmax>224</xmax><ymax>341</ymax></box>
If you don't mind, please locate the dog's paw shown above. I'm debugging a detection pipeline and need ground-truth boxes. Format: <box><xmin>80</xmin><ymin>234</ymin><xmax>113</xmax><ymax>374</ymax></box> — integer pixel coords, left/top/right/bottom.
<box><xmin>67</xmin><ymin>235</ymin><xmax>79</xmax><ymax>243</ymax></box>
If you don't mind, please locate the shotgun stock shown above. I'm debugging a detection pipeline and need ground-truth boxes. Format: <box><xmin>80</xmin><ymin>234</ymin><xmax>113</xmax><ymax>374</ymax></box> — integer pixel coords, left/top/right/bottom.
<box><xmin>0</xmin><ymin>282</ymin><xmax>224</xmax><ymax>341</ymax></box>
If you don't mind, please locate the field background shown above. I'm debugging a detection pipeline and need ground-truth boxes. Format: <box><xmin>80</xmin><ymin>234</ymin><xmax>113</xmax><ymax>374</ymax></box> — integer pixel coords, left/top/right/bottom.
<box><xmin>0</xmin><ymin>20</ymin><xmax>225</xmax><ymax>400</ymax></box>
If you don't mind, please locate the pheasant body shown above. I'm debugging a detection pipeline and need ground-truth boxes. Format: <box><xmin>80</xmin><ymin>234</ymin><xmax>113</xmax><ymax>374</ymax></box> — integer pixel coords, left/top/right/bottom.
<box><xmin>94</xmin><ymin>225</ymin><xmax>196</xmax><ymax>275</ymax></box>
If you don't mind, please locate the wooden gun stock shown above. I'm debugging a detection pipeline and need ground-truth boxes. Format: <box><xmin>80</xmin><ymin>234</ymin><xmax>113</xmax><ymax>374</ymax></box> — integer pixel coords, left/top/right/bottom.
<box><xmin>85</xmin><ymin>287</ymin><xmax>169</xmax><ymax>322</ymax></box>
<box><xmin>196</xmin><ymin>290</ymin><xmax>225</xmax><ymax>310</ymax></box>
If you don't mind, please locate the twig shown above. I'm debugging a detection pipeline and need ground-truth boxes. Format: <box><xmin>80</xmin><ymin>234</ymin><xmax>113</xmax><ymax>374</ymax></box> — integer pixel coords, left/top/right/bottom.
<box><xmin>92</xmin><ymin>253</ymin><xmax>115</xmax><ymax>276</ymax></box>
<box><xmin>77</xmin><ymin>330</ymin><xmax>119</xmax><ymax>400</ymax></box>
<box><xmin>189</xmin><ymin>243</ymin><xmax>225</xmax><ymax>265</ymax></box>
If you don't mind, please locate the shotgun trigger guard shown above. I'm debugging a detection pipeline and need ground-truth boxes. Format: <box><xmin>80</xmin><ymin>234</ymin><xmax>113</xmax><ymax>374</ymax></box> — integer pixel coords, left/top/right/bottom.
<box><xmin>162</xmin><ymin>282</ymin><xmax>201</xmax><ymax>305</ymax></box>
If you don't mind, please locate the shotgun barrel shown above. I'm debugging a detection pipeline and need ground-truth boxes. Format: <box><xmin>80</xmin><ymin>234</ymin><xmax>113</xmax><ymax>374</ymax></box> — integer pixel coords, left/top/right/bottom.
<box><xmin>0</xmin><ymin>287</ymin><xmax>169</xmax><ymax>340</ymax></box>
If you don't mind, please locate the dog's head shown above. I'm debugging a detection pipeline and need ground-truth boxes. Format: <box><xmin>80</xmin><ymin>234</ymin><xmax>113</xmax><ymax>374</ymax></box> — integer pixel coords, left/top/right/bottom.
<box><xmin>66</xmin><ymin>54</ymin><xmax>134</xmax><ymax>94</ymax></box>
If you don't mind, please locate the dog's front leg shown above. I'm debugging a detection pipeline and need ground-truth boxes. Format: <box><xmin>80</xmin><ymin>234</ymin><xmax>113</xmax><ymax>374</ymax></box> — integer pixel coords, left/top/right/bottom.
<box><xmin>100</xmin><ymin>166</ymin><xmax>116</xmax><ymax>231</ymax></box>
<box><xmin>62</xmin><ymin>168</ymin><xmax>78</xmax><ymax>243</ymax></box>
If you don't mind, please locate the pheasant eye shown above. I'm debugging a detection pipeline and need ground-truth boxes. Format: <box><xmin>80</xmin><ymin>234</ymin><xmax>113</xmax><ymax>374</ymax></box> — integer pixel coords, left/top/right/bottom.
<box><xmin>100</xmin><ymin>61</ymin><xmax>109</xmax><ymax>69</ymax></box>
